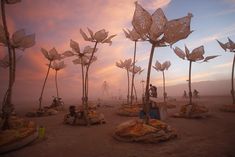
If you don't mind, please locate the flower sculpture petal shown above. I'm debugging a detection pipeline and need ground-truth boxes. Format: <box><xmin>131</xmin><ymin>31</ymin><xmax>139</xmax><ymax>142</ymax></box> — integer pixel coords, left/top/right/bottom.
<box><xmin>123</xmin><ymin>28</ymin><xmax>141</xmax><ymax>41</ymax></box>
<box><xmin>153</xmin><ymin>60</ymin><xmax>162</xmax><ymax>71</ymax></box>
<box><xmin>80</xmin><ymin>29</ymin><xmax>92</xmax><ymax>41</ymax></box>
<box><xmin>116</xmin><ymin>59</ymin><xmax>133</xmax><ymax>70</ymax></box>
<box><xmin>217</xmin><ymin>38</ymin><xmax>235</xmax><ymax>52</ymax></box>
<box><xmin>19</xmin><ymin>34</ymin><xmax>35</xmax><ymax>50</ymax></box>
<box><xmin>174</xmin><ymin>45</ymin><xmax>218</xmax><ymax>63</ymax></box>
<box><xmin>149</xmin><ymin>8</ymin><xmax>167</xmax><ymax>41</ymax></box>
<box><xmin>228</xmin><ymin>38</ymin><xmax>235</xmax><ymax>51</ymax></box>
<box><xmin>63</xmin><ymin>50</ymin><xmax>74</xmax><ymax>57</ymax></box>
<box><xmin>162</xmin><ymin>61</ymin><xmax>171</xmax><ymax>70</ymax></box>
<box><xmin>164</xmin><ymin>13</ymin><xmax>193</xmax><ymax>45</ymax></box>
<box><xmin>49</xmin><ymin>48</ymin><xmax>62</xmax><ymax>60</ymax></box>
<box><xmin>185</xmin><ymin>45</ymin><xmax>190</xmax><ymax>58</ymax></box>
<box><xmin>70</xmin><ymin>39</ymin><xmax>80</xmax><ymax>53</ymax></box>
<box><xmin>187</xmin><ymin>46</ymin><xmax>204</xmax><ymax>61</ymax></box>
<box><xmin>41</xmin><ymin>47</ymin><xmax>61</xmax><ymax>61</ymax></box>
<box><xmin>116</xmin><ymin>60</ymin><xmax>125</xmax><ymax>68</ymax></box>
<box><xmin>51</xmin><ymin>61</ymin><xmax>66</xmax><ymax>71</ymax></box>
<box><xmin>132</xmin><ymin>2</ymin><xmax>152</xmax><ymax>39</ymax></box>
<box><xmin>173</xmin><ymin>47</ymin><xmax>186</xmax><ymax>60</ymax></box>
<box><xmin>12</xmin><ymin>29</ymin><xmax>25</xmax><ymax>46</ymax></box>
<box><xmin>102</xmin><ymin>35</ymin><xmax>116</xmax><ymax>45</ymax></box>
<box><xmin>123</xmin><ymin>58</ymin><xmax>133</xmax><ymax>70</ymax></box>
<box><xmin>80</xmin><ymin>28</ymin><xmax>116</xmax><ymax>44</ymax></box>
<box><xmin>129</xmin><ymin>65</ymin><xmax>142</xmax><ymax>74</ymax></box>
<box><xmin>6</xmin><ymin>29</ymin><xmax>35</xmax><ymax>50</ymax></box>
<box><xmin>94</xmin><ymin>29</ymin><xmax>109</xmax><ymax>42</ymax></box>
<box><xmin>83</xmin><ymin>45</ymin><xmax>97</xmax><ymax>54</ymax></box>
<box><xmin>153</xmin><ymin>60</ymin><xmax>171</xmax><ymax>71</ymax></box>
<box><xmin>203</xmin><ymin>55</ymin><xmax>219</xmax><ymax>62</ymax></box>
<box><xmin>217</xmin><ymin>40</ymin><xmax>227</xmax><ymax>51</ymax></box>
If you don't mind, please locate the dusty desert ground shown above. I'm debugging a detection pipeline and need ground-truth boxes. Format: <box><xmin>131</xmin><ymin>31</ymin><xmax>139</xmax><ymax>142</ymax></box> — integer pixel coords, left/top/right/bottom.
<box><xmin>2</xmin><ymin>96</ymin><xmax>235</xmax><ymax>157</ymax></box>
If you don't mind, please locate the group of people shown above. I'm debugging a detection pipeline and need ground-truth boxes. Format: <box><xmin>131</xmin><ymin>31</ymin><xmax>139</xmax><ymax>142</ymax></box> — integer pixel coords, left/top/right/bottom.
<box><xmin>149</xmin><ymin>84</ymin><xmax>200</xmax><ymax>99</ymax></box>
<box><xmin>183</xmin><ymin>89</ymin><xmax>199</xmax><ymax>98</ymax></box>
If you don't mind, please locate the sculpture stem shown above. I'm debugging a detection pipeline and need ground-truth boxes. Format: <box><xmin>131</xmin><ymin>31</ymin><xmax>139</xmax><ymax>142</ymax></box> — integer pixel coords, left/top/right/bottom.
<box><xmin>188</xmin><ymin>60</ymin><xmax>193</xmax><ymax>105</ymax></box>
<box><xmin>144</xmin><ymin>43</ymin><xmax>155</xmax><ymax>124</ymax></box>
<box><xmin>39</xmin><ymin>61</ymin><xmax>52</xmax><ymax>110</ymax></box>
<box><xmin>130</xmin><ymin>41</ymin><xmax>137</xmax><ymax>105</ymax></box>
<box><xmin>231</xmin><ymin>53</ymin><xmax>235</xmax><ymax>104</ymax></box>
<box><xmin>162</xmin><ymin>71</ymin><xmax>166</xmax><ymax>103</ymax></box>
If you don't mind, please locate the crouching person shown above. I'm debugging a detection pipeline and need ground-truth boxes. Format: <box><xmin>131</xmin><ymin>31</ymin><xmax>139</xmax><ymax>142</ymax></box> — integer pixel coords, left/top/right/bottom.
<box><xmin>64</xmin><ymin>105</ymin><xmax>78</xmax><ymax>125</ymax></box>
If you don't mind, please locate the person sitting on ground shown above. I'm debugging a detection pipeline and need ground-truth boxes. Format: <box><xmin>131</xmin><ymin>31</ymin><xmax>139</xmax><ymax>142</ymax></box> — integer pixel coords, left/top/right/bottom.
<box><xmin>69</xmin><ymin>106</ymin><xmax>77</xmax><ymax>116</ymax></box>
<box><xmin>193</xmin><ymin>89</ymin><xmax>199</xmax><ymax>98</ymax></box>
<box><xmin>183</xmin><ymin>90</ymin><xmax>187</xmax><ymax>98</ymax></box>
<box><xmin>149</xmin><ymin>84</ymin><xmax>157</xmax><ymax>98</ymax></box>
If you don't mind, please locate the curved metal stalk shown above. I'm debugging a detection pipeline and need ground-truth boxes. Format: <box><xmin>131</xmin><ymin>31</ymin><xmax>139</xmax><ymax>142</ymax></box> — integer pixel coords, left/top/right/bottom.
<box><xmin>55</xmin><ymin>70</ymin><xmax>59</xmax><ymax>98</ymax></box>
<box><xmin>39</xmin><ymin>61</ymin><xmax>52</xmax><ymax>110</ymax></box>
<box><xmin>188</xmin><ymin>60</ymin><xmax>193</xmax><ymax>105</ymax></box>
<box><xmin>130</xmin><ymin>41</ymin><xmax>137</xmax><ymax>105</ymax></box>
<box><xmin>162</xmin><ymin>71</ymin><xmax>166</xmax><ymax>103</ymax></box>
<box><xmin>1</xmin><ymin>0</ymin><xmax>14</xmax><ymax>130</ymax></box>
<box><xmin>144</xmin><ymin>43</ymin><xmax>156</xmax><ymax>124</ymax></box>
<box><xmin>231</xmin><ymin>54</ymin><xmax>235</xmax><ymax>104</ymax></box>
<box><xmin>126</xmin><ymin>69</ymin><xmax>130</xmax><ymax>105</ymax></box>
<box><xmin>84</xmin><ymin>41</ymin><xmax>98</xmax><ymax>125</ymax></box>
<box><xmin>133</xmin><ymin>82</ymin><xmax>138</xmax><ymax>103</ymax></box>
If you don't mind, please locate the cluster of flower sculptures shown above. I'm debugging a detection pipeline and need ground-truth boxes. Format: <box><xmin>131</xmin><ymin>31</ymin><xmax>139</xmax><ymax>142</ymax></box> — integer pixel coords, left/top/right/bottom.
<box><xmin>0</xmin><ymin>0</ymin><xmax>235</xmax><ymax>144</ymax></box>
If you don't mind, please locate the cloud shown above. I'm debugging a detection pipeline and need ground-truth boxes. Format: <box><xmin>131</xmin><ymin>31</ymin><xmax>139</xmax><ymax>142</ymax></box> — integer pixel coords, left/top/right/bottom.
<box><xmin>214</xmin><ymin>62</ymin><xmax>232</xmax><ymax>68</ymax></box>
<box><xmin>188</xmin><ymin>22</ymin><xmax>235</xmax><ymax>48</ymax></box>
<box><xmin>140</xmin><ymin>0</ymin><xmax>171</xmax><ymax>9</ymax></box>
<box><xmin>213</xmin><ymin>8</ymin><xmax>235</xmax><ymax>17</ymax></box>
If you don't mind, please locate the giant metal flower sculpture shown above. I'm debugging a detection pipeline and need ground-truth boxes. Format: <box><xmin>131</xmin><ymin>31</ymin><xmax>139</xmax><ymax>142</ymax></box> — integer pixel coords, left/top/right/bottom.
<box><xmin>39</xmin><ymin>48</ymin><xmax>62</xmax><ymax>110</ymax></box>
<box><xmin>217</xmin><ymin>38</ymin><xmax>235</xmax><ymax>104</ymax></box>
<box><xmin>153</xmin><ymin>60</ymin><xmax>171</xmax><ymax>103</ymax></box>
<box><xmin>63</xmin><ymin>39</ymin><xmax>97</xmax><ymax>109</ymax></box>
<box><xmin>132</xmin><ymin>2</ymin><xmax>193</xmax><ymax>123</ymax></box>
<box><xmin>0</xmin><ymin>0</ymin><xmax>35</xmax><ymax>130</ymax></box>
<box><xmin>51</xmin><ymin>61</ymin><xmax>66</xmax><ymax>98</ymax></box>
<box><xmin>63</xmin><ymin>32</ymin><xmax>114</xmax><ymax>125</ymax></box>
<box><xmin>123</xmin><ymin>28</ymin><xmax>142</xmax><ymax>105</ymax></box>
<box><xmin>173</xmin><ymin>45</ymin><xmax>218</xmax><ymax>106</ymax></box>
<box><xmin>116</xmin><ymin>59</ymin><xmax>133</xmax><ymax>104</ymax></box>
<box><xmin>79</xmin><ymin>28</ymin><xmax>116</xmax><ymax>112</ymax></box>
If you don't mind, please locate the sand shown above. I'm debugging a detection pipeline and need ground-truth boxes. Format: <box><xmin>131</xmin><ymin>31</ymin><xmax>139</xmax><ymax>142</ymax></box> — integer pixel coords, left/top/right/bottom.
<box><xmin>1</xmin><ymin>96</ymin><xmax>235</xmax><ymax>157</ymax></box>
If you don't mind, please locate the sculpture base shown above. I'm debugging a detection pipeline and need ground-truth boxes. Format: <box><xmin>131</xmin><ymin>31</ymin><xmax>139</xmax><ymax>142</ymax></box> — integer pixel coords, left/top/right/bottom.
<box><xmin>173</xmin><ymin>104</ymin><xmax>210</xmax><ymax>119</ymax></box>
<box><xmin>64</xmin><ymin>109</ymin><xmax>105</xmax><ymax>126</ymax></box>
<box><xmin>0</xmin><ymin>116</ymin><xmax>38</xmax><ymax>154</ymax></box>
<box><xmin>220</xmin><ymin>105</ymin><xmax>235</xmax><ymax>112</ymax></box>
<box><xmin>117</xmin><ymin>104</ymin><xmax>141</xmax><ymax>117</ymax></box>
<box><xmin>113</xmin><ymin>119</ymin><xmax>177</xmax><ymax>143</ymax></box>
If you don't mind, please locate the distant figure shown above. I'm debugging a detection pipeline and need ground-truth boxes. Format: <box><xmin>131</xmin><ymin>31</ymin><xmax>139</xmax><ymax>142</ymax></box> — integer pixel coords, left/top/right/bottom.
<box><xmin>193</xmin><ymin>89</ymin><xmax>199</xmax><ymax>98</ymax></box>
<box><xmin>164</xmin><ymin>92</ymin><xmax>168</xmax><ymax>99</ymax></box>
<box><xmin>183</xmin><ymin>90</ymin><xmax>187</xmax><ymax>98</ymax></box>
<box><xmin>149</xmin><ymin>84</ymin><xmax>157</xmax><ymax>98</ymax></box>
<box><xmin>102</xmin><ymin>81</ymin><xmax>109</xmax><ymax>98</ymax></box>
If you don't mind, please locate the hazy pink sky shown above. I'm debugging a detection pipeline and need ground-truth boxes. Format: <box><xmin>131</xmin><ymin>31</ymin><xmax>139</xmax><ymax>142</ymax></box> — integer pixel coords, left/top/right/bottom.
<box><xmin>0</xmin><ymin>0</ymin><xmax>235</xmax><ymax>104</ymax></box>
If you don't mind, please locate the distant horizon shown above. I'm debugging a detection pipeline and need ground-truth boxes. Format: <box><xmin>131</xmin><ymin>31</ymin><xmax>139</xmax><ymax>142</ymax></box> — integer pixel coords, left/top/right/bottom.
<box><xmin>0</xmin><ymin>78</ymin><xmax>233</xmax><ymax>105</ymax></box>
